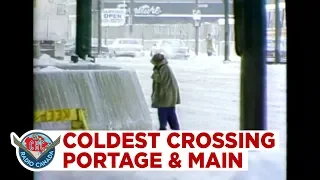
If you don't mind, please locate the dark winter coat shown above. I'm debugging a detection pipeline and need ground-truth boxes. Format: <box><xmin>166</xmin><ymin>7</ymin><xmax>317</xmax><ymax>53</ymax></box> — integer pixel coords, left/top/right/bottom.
<box><xmin>206</xmin><ymin>36</ymin><xmax>214</xmax><ymax>52</ymax></box>
<box><xmin>151</xmin><ymin>58</ymin><xmax>181</xmax><ymax>108</ymax></box>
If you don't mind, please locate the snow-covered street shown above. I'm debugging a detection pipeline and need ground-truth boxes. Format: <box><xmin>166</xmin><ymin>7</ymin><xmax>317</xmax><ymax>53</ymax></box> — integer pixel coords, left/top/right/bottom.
<box><xmin>34</xmin><ymin>54</ymin><xmax>286</xmax><ymax>180</ymax></box>
<box><xmin>97</xmin><ymin>55</ymin><xmax>286</xmax><ymax>148</ymax></box>
<box><xmin>33</xmin><ymin>0</ymin><xmax>287</xmax><ymax>178</ymax></box>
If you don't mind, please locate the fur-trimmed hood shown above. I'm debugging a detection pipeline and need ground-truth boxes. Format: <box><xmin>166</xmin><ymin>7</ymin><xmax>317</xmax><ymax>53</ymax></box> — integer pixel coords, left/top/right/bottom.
<box><xmin>151</xmin><ymin>57</ymin><xmax>168</xmax><ymax>67</ymax></box>
<box><xmin>150</xmin><ymin>57</ymin><xmax>180</xmax><ymax>108</ymax></box>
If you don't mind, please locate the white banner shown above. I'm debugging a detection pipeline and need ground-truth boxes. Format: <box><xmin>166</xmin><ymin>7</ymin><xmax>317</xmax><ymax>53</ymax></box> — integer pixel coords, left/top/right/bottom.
<box><xmin>101</xmin><ymin>8</ymin><xmax>126</xmax><ymax>27</ymax></box>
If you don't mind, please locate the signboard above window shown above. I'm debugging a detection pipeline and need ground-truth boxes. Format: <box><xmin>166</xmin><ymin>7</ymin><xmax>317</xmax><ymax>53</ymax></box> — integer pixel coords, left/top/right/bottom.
<box><xmin>134</xmin><ymin>5</ymin><xmax>162</xmax><ymax>16</ymax></box>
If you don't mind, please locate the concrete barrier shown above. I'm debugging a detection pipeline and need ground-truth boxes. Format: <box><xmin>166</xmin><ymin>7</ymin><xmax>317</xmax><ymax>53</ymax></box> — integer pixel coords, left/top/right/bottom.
<box><xmin>34</xmin><ymin>64</ymin><xmax>152</xmax><ymax>130</ymax></box>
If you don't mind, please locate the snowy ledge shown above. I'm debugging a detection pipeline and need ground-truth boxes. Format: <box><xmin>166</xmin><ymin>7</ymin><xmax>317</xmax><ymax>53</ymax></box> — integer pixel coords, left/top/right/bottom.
<box><xmin>34</xmin><ymin>60</ymin><xmax>152</xmax><ymax>130</ymax></box>
<box><xmin>33</xmin><ymin>54</ymin><xmax>123</xmax><ymax>72</ymax></box>
<box><xmin>34</xmin><ymin>64</ymin><xmax>122</xmax><ymax>72</ymax></box>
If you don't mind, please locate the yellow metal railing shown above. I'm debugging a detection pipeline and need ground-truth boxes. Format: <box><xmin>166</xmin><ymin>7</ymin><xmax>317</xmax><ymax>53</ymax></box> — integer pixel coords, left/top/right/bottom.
<box><xmin>34</xmin><ymin>108</ymin><xmax>89</xmax><ymax>130</ymax></box>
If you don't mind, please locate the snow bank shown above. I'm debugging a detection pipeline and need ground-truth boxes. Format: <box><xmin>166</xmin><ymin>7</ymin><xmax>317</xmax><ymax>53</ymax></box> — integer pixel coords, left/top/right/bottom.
<box><xmin>34</xmin><ymin>66</ymin><xmax>65</xmax><ymax>72</ymax></box>
<box><xmin>34</xmin><ymin>64</ymin><xmax>152</xmax><ymax>130</ymax></box>
<box><xmin>34</xmin><ymin>54</ymin><xmax>69</xmax><ymax>66</ymax></box>
<box><xmin>34</xmin><ymin>54</ymin><xmax>95</xmax><ymax>66</ymax></box>
<box><xmin>34</xmin><ymin>150</ymin><xmax>286</xmax><ymax>180</ymax></box>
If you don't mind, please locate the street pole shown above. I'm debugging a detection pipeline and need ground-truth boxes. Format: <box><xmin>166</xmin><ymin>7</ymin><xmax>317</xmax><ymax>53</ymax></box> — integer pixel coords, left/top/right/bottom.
<box><xmin>195</xmin><ymin>0</ymin><xmax>199</xmax><ymax>56</ymax></box>
<box><xmin>75</xmin><ymin>0</ymin><xmax>92</xmax><ymax>60</ymax></box>
<box><xmin>224</xmin><ymin>0</ymin><xmax>230</xmax><ymax>61</ymax></box>
<box><xmin>46</xmin><ymin>15</ymin><xmax>49</xmax><ymax>40</ymax></box>
<box><xmin>275</xmin><ymin>0</ymin><xmax>281</xmax><ymax>64</ymax></box>
<box><xmin>129</xmin><ymin>0</ymin><xmax>134</xmax><ymax>35</ymax></box>
<box><xmin>240</xmin><ymin>0</ymin><xmax>266</xmax><ymax>130</ymax></box>
<box><xmin>104</xmin><ymin>28</ymin><xmax>108</xmax><ymax>45</ymax></box>
<box><xmin>97</xmin><ymin>0</ymin><xmax>102</xmax><ymax>55</ymax></box>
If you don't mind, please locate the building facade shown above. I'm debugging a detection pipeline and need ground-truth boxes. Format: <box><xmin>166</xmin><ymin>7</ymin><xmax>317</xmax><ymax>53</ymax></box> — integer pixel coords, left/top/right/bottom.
<box><xmin>34</xmin><ymin>0</ymin><xmax>69</xmax><ymax>41</ymax></box>
<box><xmin>102</xmin><ymin>1</ymin><xmax>233</xmax><ymax>24</ymax></box>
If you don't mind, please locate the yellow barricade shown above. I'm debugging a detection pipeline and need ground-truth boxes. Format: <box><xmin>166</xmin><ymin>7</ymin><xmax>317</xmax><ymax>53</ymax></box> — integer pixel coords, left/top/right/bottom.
<box><xmin>34</xmin><ymin>108</ymin><xmax>89</xmax><ymax>130</ymax></box>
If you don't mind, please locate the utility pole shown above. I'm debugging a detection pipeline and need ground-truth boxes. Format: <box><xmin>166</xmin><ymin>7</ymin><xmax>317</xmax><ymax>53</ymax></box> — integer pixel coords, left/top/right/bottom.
<box><xmin>224</xmin><ymin>0</ymin><xmax>230</xmax><ymax>61</ymax></box>
<box><xmin>129</xmin><ymin>0</ymin><xmax>134</xmax><ymax>36</ymax></box>
<box><xmin>239</xmin><ymin>0</ymin><xmax>267</xmax><ymax>130</ymax></box>
<box><xmin>97</xmin><ymin>0</ymin><xmax>102</xmax><ymax>55</ymax></box>
<box><xmin>46</xmin><ymin>14</ymin><xmax>49</xmax><ymax>40</ymax></box>
<box><xmin>75</xmin><ymin>0</ymin><xmax>92</xmax><ymax>60</ymax></box>
<box><xmin>275</xmin><ymin>0</ymin><xmax>281</xmax><ymax>64</ymax></box>
<box><xmin>194</xmin><ymin>0</ymin><xmax>199</xmax><ymax>56</ymax></box>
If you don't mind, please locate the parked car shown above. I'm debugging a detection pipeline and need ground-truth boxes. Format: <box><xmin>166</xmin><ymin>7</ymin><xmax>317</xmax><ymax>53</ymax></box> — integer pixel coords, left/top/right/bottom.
<box><xmin>40</xmin><ymin>40</ymin><xmax>55</xmax><ymax>57</ymax></box>
<box><xmin>266</xmin><ymin>37</ymin><xmax>286</xmax><ymax>62</ymax></box>
<box><xmin>91</xmin><ymin>44</ymin><xmax>109</xmax><ymax>57</ymax></box>
<box><xmin>150</xmin><ymin>39</ymin><xmax>190</xmax><ymax>60</ymax></box>
<box><xmin>65</xmin><ymin>42</ymin><xmax>75</xmax><ymax>56</ymax></box>
<box><xmin>108</xmin><ymin>38</ymin><xmax>144</xmax><ymax>58</ymax></box>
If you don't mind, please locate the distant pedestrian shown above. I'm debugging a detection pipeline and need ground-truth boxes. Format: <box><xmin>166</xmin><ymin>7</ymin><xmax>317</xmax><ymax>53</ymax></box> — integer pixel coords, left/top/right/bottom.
<box><xmin>151</xmin><ymin>53</ymin><xmax>181</xmax><ymax>130</ymax></box>
<box><xmin>206</xmin><ymin>33</ymin><xmax>215</xmax><ymax>56</ymax></box>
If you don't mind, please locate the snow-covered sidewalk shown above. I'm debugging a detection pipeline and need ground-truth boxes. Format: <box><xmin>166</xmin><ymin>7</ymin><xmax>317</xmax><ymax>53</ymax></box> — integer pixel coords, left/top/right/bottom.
<box><xmin>98</xmin><ymin>55</ymin><xmax>286</xmax><ymax>147</ymax></box>
<box><xmin>34</xmin><ymin>54</ymin><xmax>286</xmax><ymax>180</ymax></box>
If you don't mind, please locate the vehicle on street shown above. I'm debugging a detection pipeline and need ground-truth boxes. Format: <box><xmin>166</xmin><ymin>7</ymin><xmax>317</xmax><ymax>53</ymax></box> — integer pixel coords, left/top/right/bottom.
<box><xmin>40</xmin><ymin>40</ymin><xmax>55</xmax><ymax>57</ymax></box>
<box><xmin>150</xmin><ymin>39</ymin><xmax>190</xmax><ymax>60</ymax></box>
<box><xmin>108</xmin><ymin>38</ymin><xmax>144</xmax><ymax>58</ymax></box>
<box><xmin>91</xmin><ymin>44</ymin><xmax>109</xmax><ymax>57</ymax></box>
<box><xmin>266</xmin><ymin>37</ymin><xmax>286</xmax><ymax>63</ymax></box>
<box><xmin>65</xmin><ymin>42</ymin><xmax>75</xmax><ymax>56</ymax></box>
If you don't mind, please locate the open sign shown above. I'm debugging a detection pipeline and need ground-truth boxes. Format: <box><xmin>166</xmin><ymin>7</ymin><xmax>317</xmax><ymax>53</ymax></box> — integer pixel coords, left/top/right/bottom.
<box><xmin>103</xmin><ymin>14</ymin><xmax>123</xmax><ymax>19</ymax></box>
<box><xmin>101</xmin><ymin>8</ymin><xmax>126</xmax><ymax>27</ymax></box>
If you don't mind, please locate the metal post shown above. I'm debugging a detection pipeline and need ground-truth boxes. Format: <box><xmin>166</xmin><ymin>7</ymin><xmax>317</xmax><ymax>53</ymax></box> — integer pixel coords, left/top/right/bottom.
<box><xmin>129</xmin><ymin>0</ymin><xmax>134</xmax><ymax>35</ymax></box>
<box><xmin>67</xmin><ymin>18</ymin><xmax>70</xmax><ymax>40</ymax></box>
<box><xmin>224</xmin><ymin>0</ymin><xmax>230</xmax><ymax>61</ymax></box>
<box><xmin>46</xmin><ymin>15</ymin><xmax>49</xmax><ymax>40</ymax></box>
<box><xmin>275</xmin><ymin>0</ymin><xmax>281</xmax><ymax>64</ymax></box>
<box><xmin>75</xmin><ymin>0</ymin><xmax>92</xmax><ymax>60</ymax></box>
<box><xmin>141</xmin><ymin>29</ymin><xmax>144</xmax><ymax>47</ymax></box>
<box><xmin>97</xmin><ymin>0</ymin><xmax>102</xmax><ymax>55</ymax></box>
<box><xmin>186</xmin><ymin>32</ymin><xmax>189</xmax><ymax>46</ymax></box>
<box><xmin>240</xmin><ymin>0</ymin><xmax>267</xmax><ymax>130</ymax></box>
<box><xmin>104</xmin><ymin>28</ymin><xmax>108</xmax><ymax>45</ymax></box>
<box><xmin>195</xmin><ymin>0</ymin><xmax>199</xmax><ymax>56</ymax></box>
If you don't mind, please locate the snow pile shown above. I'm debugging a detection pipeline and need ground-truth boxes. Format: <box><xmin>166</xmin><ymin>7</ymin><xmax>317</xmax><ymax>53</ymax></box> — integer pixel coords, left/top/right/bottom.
<box><xmin>34</xmin><ymin>150</ymin><xmax>286</xmax><ymax>180</ymax></box>
<box><xmin>34</xmin><ymin>54</ymin><xmax>69</xmax><ymax>66</ymax></box>
<box><xmin>34</xmin><ymin>66</ymin><xmax>65</xmax><ymax>72</ymax></box>
<box><xmin>34</xmin><ymin>54</ymin><xmax>95</xmax><ymax>66</ymax></box>
<box><xmin>34</xmin><ymin>68</ymin><xmax>152</xmax><ymax>130</ymax></box>
<box><xmin>33</xmin><ymin>67</ymin><xmax>41</xmax><ymax>72</ymax></box>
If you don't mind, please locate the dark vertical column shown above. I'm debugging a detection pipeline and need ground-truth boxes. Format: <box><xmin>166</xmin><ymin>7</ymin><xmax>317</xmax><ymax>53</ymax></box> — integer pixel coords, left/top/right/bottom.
<box><xmin>224</xmin><ymin>0</ymin><xmax>230</xmax><ymax>61</ymax></box>
<box><xmin>275</xmin><ymin>0</ymin><xmax>281</xmax><ymax>64</ymax></box>
<box><xmin>239</xmin><ymin>0</ymin><xmax>267</xmax><ymax>130</ymax></box>
<box><xmin>129</xmin><ymin>0</ymin><xmax>134</xmax><ymax>35</ymax></box>
<box><xmin>76</xmin><ymin>0</ymin><xmax>92</xmax><ymax>59</ymax></box>
<box><xmin>195</xmin><ymin>0</ymin><xmax>199</xmax><ymax>56</ymax></box>
<box><xmin>97</xmin><ymin>0</ymin><xmax>102</xmax><ymax>55</ymax></box>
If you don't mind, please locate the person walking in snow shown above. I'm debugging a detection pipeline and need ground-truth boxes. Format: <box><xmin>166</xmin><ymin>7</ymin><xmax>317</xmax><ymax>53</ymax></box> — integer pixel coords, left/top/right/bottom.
<box><xmin>151</xmin><ymin>53</ymin><xmax>181</xmax><ymax>130</ymax></box>
<box><xmin>206</xmin><ymin>33</ymin><xmax>215</xmax><ymax>56</ymax></box>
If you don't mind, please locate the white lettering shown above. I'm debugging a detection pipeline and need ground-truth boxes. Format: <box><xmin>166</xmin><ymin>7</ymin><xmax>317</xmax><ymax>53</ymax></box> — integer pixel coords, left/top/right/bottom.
<box><xmin>101</xmin><ymin>8</ymin><xmax>126</xmax><ymax>26</ymax></box>
<box><xmin>134</xmin><ymin>5</ymin><xmax>162</xmax><ymax>15</ymax></box>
